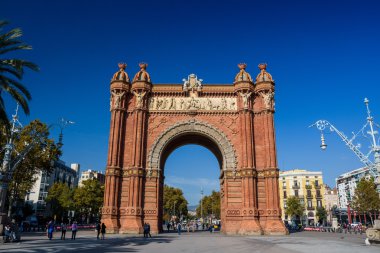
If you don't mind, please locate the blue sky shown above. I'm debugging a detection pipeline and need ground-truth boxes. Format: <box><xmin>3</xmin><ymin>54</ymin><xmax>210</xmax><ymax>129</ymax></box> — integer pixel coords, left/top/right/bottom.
<box><xmin>2</xmin><ymin>0</ymin><xmax>380</xmax><ymax>205</ymax></box>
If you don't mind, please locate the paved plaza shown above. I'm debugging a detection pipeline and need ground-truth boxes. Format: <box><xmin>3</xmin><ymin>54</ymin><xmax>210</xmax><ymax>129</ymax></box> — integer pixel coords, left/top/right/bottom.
<box><xmin>0</xmin><ymin>230</ymin><xmax>379</xmax><ymax>253</ymax></box>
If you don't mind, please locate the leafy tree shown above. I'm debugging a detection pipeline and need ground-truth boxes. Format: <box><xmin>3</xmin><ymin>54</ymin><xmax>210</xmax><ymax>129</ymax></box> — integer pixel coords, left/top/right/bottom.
<box><xmin>316</xmin><ymin>206</ymin><xmax>327</xmax><ymax>224</ymax></box>
<box><xmin>351</xmin><ymin>177</ymin><xmax>380</xmax><ymax>224</ymax></box>
<box><xmin>73</xmin><ymin>179</ymin><xmax>104</xmax><ymax>223</ymax></box>
<box><xmin>285</xmin><ymin>196</ymin><xmax>304</xmax><ymax>224</ymax></box>
<box><xmin>46</xmin><ymin>182</ymin><xmax>73</xmax><ymax>221</ymax></box>
<box><xmin>196</xmin><ymin>191</ymin><xmax>220</xmax><ymax>219</ymax></box>
<box><xmin>2</xmin><ymin>120</ymin><xmax>61</xmax><ymax>218</ymax></box>
<box><xmin>163</xmin><ymin>185</ymin><xmax>188</xmax><ymax>221</ymax></box>
<box><xmin>0</xmin><ymin>21</ymin><xmax>39</xmax><ymax>127</ymax></box>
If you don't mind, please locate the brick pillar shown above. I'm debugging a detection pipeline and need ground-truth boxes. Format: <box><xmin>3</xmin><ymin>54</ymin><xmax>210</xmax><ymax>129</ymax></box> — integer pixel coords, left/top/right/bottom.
<box><xmin>119</xmin><ymin>74</ymin><xmax>151</xmax><ymax>233</ymax></box>
<box><xmin>102</xmin><ymin>80</ymin><xmax>130</xmax><ymax>233</ymax></box>
<box><xmin>234</xmin><ymin>78</ymin><xmax>263</xmax><ymax>235</ymax></box>
<box><xmin>254</xmin><ymin>78</ymin><xmax>287</xmax><ymax>235</ymax></box>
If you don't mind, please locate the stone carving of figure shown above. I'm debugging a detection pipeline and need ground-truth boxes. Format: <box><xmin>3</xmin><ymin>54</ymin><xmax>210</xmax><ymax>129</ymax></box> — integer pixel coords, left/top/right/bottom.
<box><xmin>221</xmin><ymin>98</ymin><xmax>227</xmax><ymax>110</ymax></box>
<box><xmin>179</xmin><ymin>98</ymin><xmax>185</xmax><ymax>110</ymax></box>
<box><xmin>240</xmin><ymin>92</ymin><xmax>252</xmax><ymax>109</ymax></box>
<box><xmin>133</xmin><ymin>91</ymin><xmax>146</xmax><ymax>108</ymax></box>
<box><xmin>111</xmin><ymin>90</ymin><xmax>125</xmax><ymax>109</ymax></box>
<box><xmin>168</xmin><ymin>97</ymin><xmax>176</xmax><ymax>110</ymax></box>
<box><xmin>260</xmin><ymin>91</ymin><xmax>274</xmax><ymax>109</ymax></box>
<box><xmin>149</xmin><ymin>97</ymin><xmax>155</xmax><ymax>110</ymax></box>
<box><xmin>229</xmin><ymin>99</ymin><xmax>236</xmax><ymax>110</ymax></box>
<box><xmin>156</xmin><ymin>99</ymin><xmax>163</xmax><ymax>110</ymax></box>
<box><xmin>207</xmin><ymin>98</ymin><xmax>213</xmax><ymax>110</ymax></box>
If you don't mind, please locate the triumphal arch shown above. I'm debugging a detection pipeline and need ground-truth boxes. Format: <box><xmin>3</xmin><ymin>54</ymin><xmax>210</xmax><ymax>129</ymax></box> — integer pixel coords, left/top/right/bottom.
<box><xmin>102</xmin><ymin>62</ymin><xmax>287</xmax><ymax>235</ymax></box>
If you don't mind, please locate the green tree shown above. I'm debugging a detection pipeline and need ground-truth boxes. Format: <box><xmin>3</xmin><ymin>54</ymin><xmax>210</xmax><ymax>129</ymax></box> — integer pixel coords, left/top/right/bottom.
<box><xmin>73</xmin><ymin>179</ymin><xmax>104</xmax><ymax>223</ymax></box>
<box><xmin>163</xmin><ymin>185</ymin><xmax>188</xmax><ymax>221</ymax></box>
<box><xmin>351</xmin><ymin>177</ymin><xmax>380</xmax><ymax>224</ymax></box>
<box><xmin>3</xmin><ymin>120</ymin><xmax>61</xmax><ymax>218</ymax></box>
<box><xmin>46</xmin><ymin>182</ymin><xmax>74</xmax><ymax>221</ymax></box>
<box><xmin>285</xmin><ymin>196</ymin><xmax>304</xmax><ymax>224</ymax></box>
<box><xmin>196</xmin><ymin>191</ymin><xmax>220</xmax><ymax>219</ymax></box>
<box><xmin>0</xmin><ymin>21</ymin><xmax>39</xmax><ymax>126</ymax></box>
<box><xmin>316</xmin><ymin>206</ymin><xmax>327</xmax><ymax>224</ymax></box>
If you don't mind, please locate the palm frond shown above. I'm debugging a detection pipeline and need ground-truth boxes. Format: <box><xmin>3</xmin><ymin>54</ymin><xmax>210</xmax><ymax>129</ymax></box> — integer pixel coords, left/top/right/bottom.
<box><xmin>2</xmin><ymin>59</ymin><xmax>39</xmax><ymax>72</ymax></box>
<box><xmin>0</xmin><ymin>45</ymin><xmax>32</xmax><ymax>55</ymax></box>
<box><xmin>0</xmin><ymin>66</ymin><xmax>23</xmax><ymax>79</ymax></box>
<box><xmin>0</xmin><ymin>82</ymin><xmax>30</xmax><ymax>115</ymax></box>
<box><xmin>0</xmin><ymin>76</ymin><xmax>32</xmax><ymax>99</ymax></box>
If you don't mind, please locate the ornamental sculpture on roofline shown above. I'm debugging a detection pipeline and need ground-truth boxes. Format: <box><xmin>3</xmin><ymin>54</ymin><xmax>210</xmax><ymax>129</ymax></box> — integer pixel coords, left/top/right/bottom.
<box><xmin>112</xmin><ymin>63</ymin><xmax>130</xmax><ymax>82</ymax></box>
<box><xmin>256</xmin><ymin>63</ymin><xmax>274</xmax><ymax>83</ymax></box>
<box><xmin>234</xmin><ymin>63</ymin><xmax>253</xmax><ymax>82</ymax></box>
<box><xmin>133</xmin><ymin>62</ymin><xmax>151</xmax><ymax>83</ymax></box>
<box><xmin>182</xmin><ymin>73</ymin><xmax>203</xmax><ymax>92</ymax></box>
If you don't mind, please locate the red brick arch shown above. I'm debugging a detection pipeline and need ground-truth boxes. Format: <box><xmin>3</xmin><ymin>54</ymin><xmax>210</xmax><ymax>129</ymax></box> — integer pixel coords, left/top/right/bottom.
<box><xmin>102</xmin><ymin>64</ymin><xmax>287</xmax><ymax>235</ymax></box>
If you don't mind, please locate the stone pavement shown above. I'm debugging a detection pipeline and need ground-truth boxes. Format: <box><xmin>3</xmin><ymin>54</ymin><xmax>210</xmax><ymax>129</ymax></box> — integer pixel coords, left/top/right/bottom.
<box><xmin>0</xmin><ymin>230</ymin><xmax>378</xmax><ymax>253</ymax></box>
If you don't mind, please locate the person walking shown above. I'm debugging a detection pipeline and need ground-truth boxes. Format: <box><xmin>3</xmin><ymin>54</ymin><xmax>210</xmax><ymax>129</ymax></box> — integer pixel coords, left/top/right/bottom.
<box><xmin>47</xmin><ymin>220</ymin><xmax>54</xmax><ymax>240</ymax></box>
<box><xmin>96</xmin><ymin>222</ymin><xmax>101</xmax><ymax>239</ymax></box>
<box><xmin>60</xmin><ymin>222</ymin><xmax>67</xmax><ymax>240</ymax></box>
<box><xmin>143</xmin><ymin>223</ymin><xmax>148</xmax><ymax>238</ymax></box>
<box><xmin>71</xmin><ymin>221</ymin><xmax>78</xmax><ymax>240</ymax></box>
<box><xmin>101</xmin><ymin>223</ymin><xmax>106</xmax><ymax>240</ymax></box>
<box><xmin>147</xmin><ymin>223</ymin><xmax>152</xmax><ymax>238</ymax></box>
<box><xmin>177</xmin><ymin>222</ymin><xmax>182</xmax><ymax>235</ymax></box>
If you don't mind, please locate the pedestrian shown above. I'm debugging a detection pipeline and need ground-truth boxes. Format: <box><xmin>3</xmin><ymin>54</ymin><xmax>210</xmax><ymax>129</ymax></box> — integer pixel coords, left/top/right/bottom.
<box><xmin>177</xmin><ymin>222</ymin><xmax>182</xmax><ymax>235</ymax></box>
<box><xmin>147</xmin><ymin>223</ymin><xmax>152</xmax><ymax>238</ymax></box>
<box><xmin>101</xmin><ymin>223</ymin><xmax>106</xmax><ymax>240</ymax></box>
<box><xmin>61</xmin><ymin>222</ymin><xmax>67</xmax><ymax>240</ymax></box>
<box><xmin>166</xmin><ymin>222</ymin><xmax>170</xmax><ymax>232</ymax></box>
<box><xmin>47</xmin><ymin>220</ymin><xmax>54</xmax><ymax>240</ymax></box>
<box><xmin>71</xmin><ymin>221</ymin><xmax>78</xmax><ymax>240</ymax></box>
<box><xmin>96</xmin><ymin>222</ymin><xmax>101</xmax><ymax>239</ymax></box>
<box><xmin>143</xmin><ymin>223</ymin><xmax>148</xmax><ymax>238</ymax></box>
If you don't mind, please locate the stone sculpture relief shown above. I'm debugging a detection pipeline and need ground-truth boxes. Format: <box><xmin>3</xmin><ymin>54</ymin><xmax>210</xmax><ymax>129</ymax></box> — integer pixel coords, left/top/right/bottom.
<box><xmin>260</xmin><ymin>91</ymin><xmax>274</xmax><ymax>109</ymax></box>
<box><xmin>133</xmin><ymin>91</ymin><xmax>146</xmax><ymax>108</ymax></box>
<box><xmin>239</xmin><ymin>91</ymin><xmax>252</xmax><ymax>109</ymax></box>
<box><xmin>110</xmin><ymin>90</ymin><xmax>125</xmax><ymax>110</ymax></box>
<box><xmin>148</xmin><ymin>97</ymin><xmax>237</xmax><ymax>111</ymax></box>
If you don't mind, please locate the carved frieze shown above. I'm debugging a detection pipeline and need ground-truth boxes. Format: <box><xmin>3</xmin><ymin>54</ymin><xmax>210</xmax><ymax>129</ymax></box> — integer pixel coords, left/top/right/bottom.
<box><xmin>148</xmin><ymin>97</ymin><xmax>237</xmax><ymax>111</ymax></box>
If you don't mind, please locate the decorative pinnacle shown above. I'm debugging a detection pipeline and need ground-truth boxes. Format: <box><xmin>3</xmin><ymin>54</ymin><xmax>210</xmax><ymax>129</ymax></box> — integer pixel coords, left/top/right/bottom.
<box><xmin>118</xmin><ymin>63</ymin><xmax>127</xmax><ymax>70</ymax></box>
<box><xmin>139</xmin><ymin>62</ymin><xmax>148</xmax><ymax>69</ymax></box>
<box><xmin>258</xmin><ymin>63</ymin><xmax>267</xmax><ymax>70</ymax></box>
<box><xmin>238</xmin><ymin>63</ymin><xmax>247</xmax><ymax>70</ymax></box>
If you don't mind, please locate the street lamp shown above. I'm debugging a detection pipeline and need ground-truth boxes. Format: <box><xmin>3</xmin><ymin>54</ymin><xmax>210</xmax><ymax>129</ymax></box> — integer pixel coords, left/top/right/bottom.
<box><xmin>310</xmin><ymin>98</ymin><xmax>380</xmax><ymax>188</ymax></box>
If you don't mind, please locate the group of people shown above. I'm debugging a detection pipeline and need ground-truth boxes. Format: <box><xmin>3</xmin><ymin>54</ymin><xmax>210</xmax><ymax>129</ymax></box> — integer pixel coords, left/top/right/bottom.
<box><xmin>143</xmin><ymin>223</ymin><xmax>151</xmax><ymax>238</ymax></box>
<box><xmin>3</xmin><ymin>222</ymin><xmax>20</xmax><ymax>242</ymax></box>
<box><xmin>45</xmin><ymin>220</ymin><xmax>107</xmax><ymax>240</ymax></box>
<box><xmin>47</xmin><ymin>220</ymin><xmax>78</xmax><ymax>240</ymax></box>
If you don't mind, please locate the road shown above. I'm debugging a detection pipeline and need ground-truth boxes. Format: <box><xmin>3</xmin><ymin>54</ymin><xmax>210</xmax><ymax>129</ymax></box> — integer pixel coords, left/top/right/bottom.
<box><xmin>0</xmin><ymin>230</ymin><xmax>378</xmax><ymax>253</ymax></box>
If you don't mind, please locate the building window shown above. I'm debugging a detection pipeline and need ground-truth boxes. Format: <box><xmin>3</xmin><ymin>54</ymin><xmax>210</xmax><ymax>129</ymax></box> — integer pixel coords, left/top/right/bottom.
<box><xmin>316</xmin><ymin>190</ymin><xmax>321</xmax><ymax>197</ymax></box>
<box><xmin>307</xmin><ymin>190</ymin><xmax>311</xmax><ymax>197</ymax></box>
<box><xmin>282</xmin><ymin>181</ymin><xmax>286</xmax><ymax>187</ymax></box>
<box><xmin>293</xmin><ymin>180</ymin><xmax>298</xmax><ymax>187</ymax></box>
<box><xmin>294</xmin><ymin>190</ymin><xmax>299</xmax><ymax>197</ymax></box>
<box><xmin>308</xmin><ymin>200</ymin><xmax>313</xmax><ymax>208</ymax></box>
<box><xmin>315</xmin><ymin>180</ymin><xmax>319</xmax><ymax>186</ymax></box>
<box><xmin>283</xmin><ymin>191</ymin><xmax>287</xmax><ymax>198</ymax></box>
<box><xmin>284</xmin><ymin>200</ymin><xmax>287</xmax><ymax>208</ymax></box>
<box><xmin>306</xmin><ymin>180</ymin><xmax>309</xmax><ymax>186</ymax></box>
<box><xmin>317</xmin><ymin>200</ymin><xmax>322</xmax><ymax>208</ymax></box>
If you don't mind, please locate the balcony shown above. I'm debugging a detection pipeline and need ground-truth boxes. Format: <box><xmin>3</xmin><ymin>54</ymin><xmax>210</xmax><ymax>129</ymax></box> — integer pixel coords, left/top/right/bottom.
<box><xmin>307</xmin><ymin>206</ymin><xmax>315</xmax><ymax>210</ymax></box>
<box><xmin>292</xmin><ymin>184</ymin><xmax>300</xmax><ymax>189</ymax></box>
<box><xmin>314</xmin><ymin>184</ymin><xmax>321</xmax><ymax>189</ymax></box>
<box><xmin>305</xmin><ymin>185</ymin><xmax>312</xmax><ymax>190</ymax></box>
<box><xmin>306</xmin><ymin>194</ymin><xmax>313</xmax><ymax>199</ymax></box>
<box><xmin>316</xmin><ymin>194</ymin><xmax>322</xmax><ymax>199</ymax></box>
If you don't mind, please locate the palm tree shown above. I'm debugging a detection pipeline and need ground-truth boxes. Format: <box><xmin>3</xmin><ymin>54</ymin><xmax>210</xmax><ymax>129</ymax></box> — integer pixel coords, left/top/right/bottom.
<box><xmin>0</xmin><ymin>20</ymin><xmax>39</xmax><ymax>126</ymax></box>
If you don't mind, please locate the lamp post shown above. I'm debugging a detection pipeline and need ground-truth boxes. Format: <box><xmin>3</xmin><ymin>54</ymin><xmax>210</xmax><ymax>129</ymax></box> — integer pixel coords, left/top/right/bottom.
<box><xmin>200</xmin><ymin>187</ymin><xmax>203</xmax><ymax>224</ymax></box>
<box><xmin>310</xmin><ymin>98</ymin><xmax>380</xmax><ymax>188</ymax></box>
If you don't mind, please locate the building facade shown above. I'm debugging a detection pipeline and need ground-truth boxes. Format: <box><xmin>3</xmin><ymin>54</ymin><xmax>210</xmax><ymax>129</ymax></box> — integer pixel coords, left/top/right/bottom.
<box><xmin>25</xmin><ymin>161</ymin><xmax>80</xmax><ymax>218</ymax></box>
<box><xmin>323</xmin><ymin>185</ymin><xmax>338</xmax><ymax>223</ymax></box>
<box><xmin>79</xmin><ymin>169</ymin><xmax>105</xmax><ymax>187</ymax></box>
<box><xmin>103</xmin><ymin>62</ymin><xmax>287</xmax><ymax>235</ymax></box>
<box><xmin>336</xmin><ymin>167</ymin><xmax>371</xmax><ymax>209</ymax></box>
<box><xmin>279</xmin><ymin>169</ymin><xmax>325</xmax><ymax>225</ymax></box>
